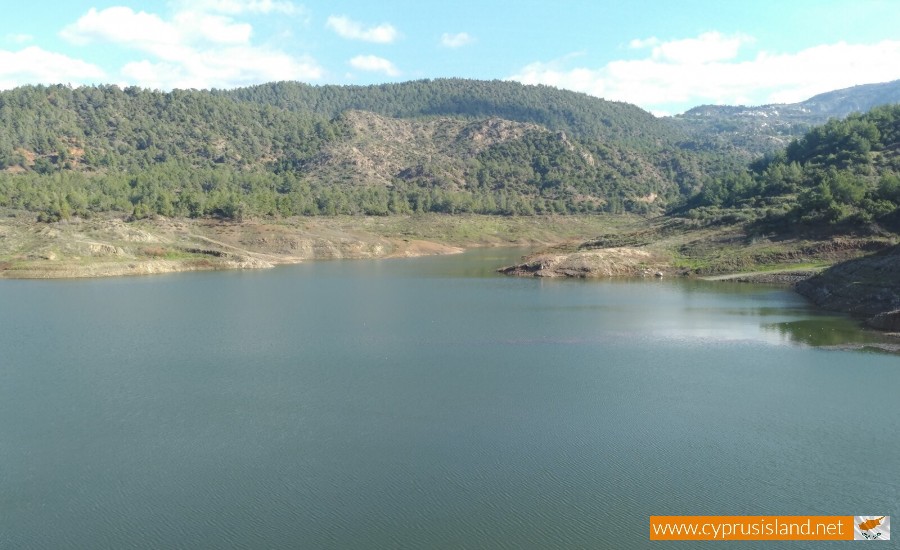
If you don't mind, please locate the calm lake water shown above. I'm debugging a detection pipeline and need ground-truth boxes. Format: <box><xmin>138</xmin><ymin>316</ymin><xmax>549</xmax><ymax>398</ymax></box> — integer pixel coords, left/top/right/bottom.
<box><xmin>1</xmin><ymin>249</ymin><xmax>897</xmax><ymax>549</ymax></box>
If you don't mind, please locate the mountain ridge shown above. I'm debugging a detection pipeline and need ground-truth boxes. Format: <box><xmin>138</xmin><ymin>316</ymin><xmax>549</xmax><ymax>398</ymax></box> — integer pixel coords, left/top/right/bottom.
<box><xmin>675</xmin><ymin>79</ymin><xmax>900</xmax><ymax>156</ymax></box>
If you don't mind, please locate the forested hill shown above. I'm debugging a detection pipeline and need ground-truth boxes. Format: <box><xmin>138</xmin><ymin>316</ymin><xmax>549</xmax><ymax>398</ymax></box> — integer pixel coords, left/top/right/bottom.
<box><xmin>0</xmin><ymin>80</ymin><xmax>734</xmax><ymax>220</ymax></box>
<box><xmin>686</xmin><ymin>103</ymin><xmax>900</xmax><ymax>231</ymax></box>
<box><xmin>0</xmin><ymin>84</ymin><xmax>336</xmax><ymax>172</ymax></box>
<box><xmin>220</xmin><ymin>79</ymin><xmax>682</xmax><ymax>144</ymax></box>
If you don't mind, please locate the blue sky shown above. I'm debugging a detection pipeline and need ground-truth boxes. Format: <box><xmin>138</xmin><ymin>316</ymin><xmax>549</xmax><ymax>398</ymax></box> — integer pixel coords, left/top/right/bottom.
<box><xmin>1</xmin><ymin>0</ymin><xmax>899</xmax><ymax>114</ymax></box>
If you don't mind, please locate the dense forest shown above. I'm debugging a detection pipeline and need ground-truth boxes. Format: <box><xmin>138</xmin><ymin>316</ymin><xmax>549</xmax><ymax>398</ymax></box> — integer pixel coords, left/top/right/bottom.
<box><xmin>0</xmin><ymin>80</ymin><xmax>738</xmax><ymax>220</ymax></box>
<box><xmin>685</xmin><ymin>104</ymin><xmax>900</xmax><ymax>230</ymax></box>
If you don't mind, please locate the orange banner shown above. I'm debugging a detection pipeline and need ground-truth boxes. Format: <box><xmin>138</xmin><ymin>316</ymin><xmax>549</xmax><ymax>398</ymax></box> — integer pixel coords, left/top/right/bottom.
<box><xmin>650</xmin><ymin>516</ymin><xmax>854</xmax><ymax>541</ymax></box>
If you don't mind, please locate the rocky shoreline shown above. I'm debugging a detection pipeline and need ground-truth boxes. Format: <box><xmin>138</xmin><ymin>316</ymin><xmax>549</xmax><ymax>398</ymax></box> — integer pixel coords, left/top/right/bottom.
<box><xmin>5</xmin><ymin>213</ymin><xmax>900</xmax><ymax>334</ymax></box>
<box><xmin>714</xmin><ymin>271</ymin><xmax>820</xmax><ymax>284</ymax></box>
<box><xmin>500</xmin><ymin>244</ymin><xmax>900</xmax><ymax>334</ymax></box>
<box><xmin>497</xmin><ymin>247</ymin><xmax>673</xmax><ymax>278</ymax></box>
<box><xmin>795</xmin><ymin>244</ymin><xmax>900</xmax><ymax>331</ymax></box>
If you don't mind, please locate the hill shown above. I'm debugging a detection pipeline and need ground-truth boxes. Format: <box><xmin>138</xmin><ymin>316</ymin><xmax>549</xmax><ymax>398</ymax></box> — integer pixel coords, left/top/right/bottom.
<box><xmin>219</xmin><ymin>79</ymin><xmax>682</xmax><ymax>144</ymax></box>
<box><xmin>684</xmin><ymin>103</ymin><xmax>900</xmax><ymax>231</ymax></box>
<box><xmin>500</xmin><ymin>102</ymin><xmax>900</xmax><ymax>297</ymax></box>
<box><xmin>675</xmin><ymin>79</ymin><xmax>900</xmax><ymax>157</ymax></box>
<box><xmin>0</xmin><ymin>80</ymin><xmax>736</xmax><ymax>221</ymax></box>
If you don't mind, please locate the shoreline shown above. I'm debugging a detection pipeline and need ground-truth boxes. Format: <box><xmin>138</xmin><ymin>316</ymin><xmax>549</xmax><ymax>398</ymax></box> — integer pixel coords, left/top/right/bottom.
<box><xmin>4</xmin><ymin>212</ymin><xmax>898</xmax><ymax>337</ymax></box>
<box><xmin>0</xmin><ymin>234</ymin><xmax>467</xmax><ymax>280</ymax></box>
<box><xmin>496</xmin><ymin>241</ymin><xmax>900</xmax><ymax>335</ymax></box>
<box><xmin>0</xmin><ymin>213</ymin><xmax>624</xmax><ymax>280</ymax></box>
<box><xmin>0</xmin><ymin>216</ymin><xmax>900</xmax><ymax>336</ymax></box>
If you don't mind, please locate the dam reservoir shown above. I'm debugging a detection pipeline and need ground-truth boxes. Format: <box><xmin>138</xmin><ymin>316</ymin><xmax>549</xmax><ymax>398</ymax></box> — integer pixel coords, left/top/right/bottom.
<box><xmin>1</xmin><ymin>249</ymin><xmax>897</xmax><ymax>549</ymax></box>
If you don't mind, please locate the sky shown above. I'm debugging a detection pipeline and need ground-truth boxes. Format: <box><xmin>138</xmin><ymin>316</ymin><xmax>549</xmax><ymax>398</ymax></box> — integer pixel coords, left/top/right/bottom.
<box><xmin>1</xmin><ymin>0</ymin><xmax>899</xmax><ymax>115</ymax></box>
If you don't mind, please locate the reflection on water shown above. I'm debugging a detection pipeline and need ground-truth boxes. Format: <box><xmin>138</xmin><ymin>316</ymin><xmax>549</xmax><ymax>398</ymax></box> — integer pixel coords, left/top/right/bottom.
<box><xmin>765</xmin><ymin>318</ymin><xmax>900</xmax><ymax>353</ymax></box>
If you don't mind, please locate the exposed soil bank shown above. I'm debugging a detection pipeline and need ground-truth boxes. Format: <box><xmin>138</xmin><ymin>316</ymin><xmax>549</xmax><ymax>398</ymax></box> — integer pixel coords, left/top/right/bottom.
<box><xmin>0</xmin><ymin>213</ymin><xmax>625</xmax><ymax>279</ymax></box>
<box><xmin>498</xmin><ymin>247</ymin><xmax>673</xmax><ymax>278</ymax></box>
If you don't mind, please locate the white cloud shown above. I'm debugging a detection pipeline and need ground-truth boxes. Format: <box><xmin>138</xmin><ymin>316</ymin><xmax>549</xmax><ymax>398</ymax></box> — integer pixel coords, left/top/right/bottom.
<box><xmin>174</xmin><ymin>11</ymin><xmax>253</xmax><ymax>45</ymax></box>
<box><xmin>58</xmin><ymin>5</ymin><xmax>321</xmax><ymax>90</ymax></box>
<box><xmin>441</xmin><ymin>32</ymin><xmax>474</xmax><ymax>48</ymax></box>
<box><xmin>644</xmin><ymin>31</ymin><xmax>753</xmax><ymax>64</ymax></box>
<box><xmin>0</xmin><ymin>46</ymin><xmax>106</xmax><ymax>89</ymax></box>
<box><xmin>61</xmin><ymin>7</ymin><xmax>182</xmax><ymax>54</ymax></box>
<box><xmin>509</xmin><ymin>34</ymin><xmax>900</xmax><ymax>114</ymax></box>
<box><xmin>62</xmin><ymin>7</ymin><xmax>253</xmax><ymax>50</ymax></box>
<box><xmin>349</xmin><ymin>55</ymin><xmax>399</xmax><ymax>76</ymax></box>
<box><xmin>326</xmin><ymin>15</ymin><xmax>398</xmax><ymax>43</ymax></box>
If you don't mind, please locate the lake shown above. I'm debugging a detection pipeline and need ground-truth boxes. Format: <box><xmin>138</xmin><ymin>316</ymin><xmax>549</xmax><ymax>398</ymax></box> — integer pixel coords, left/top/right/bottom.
<box><xmin>1</xmin><ymin>248</ymin><xmax>897</xmax><ymax>549</ymax></box>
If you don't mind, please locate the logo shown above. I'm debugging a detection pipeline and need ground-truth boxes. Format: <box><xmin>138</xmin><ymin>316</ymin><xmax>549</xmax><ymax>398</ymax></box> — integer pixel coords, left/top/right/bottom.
<box><xmin>855</xmin><ymin>516</ymin><xmax>890</xmax><ymax>541</ymax></box>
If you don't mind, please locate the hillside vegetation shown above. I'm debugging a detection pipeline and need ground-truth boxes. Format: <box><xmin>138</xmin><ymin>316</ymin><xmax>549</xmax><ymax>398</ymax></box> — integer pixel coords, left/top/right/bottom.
<box><xmin>684</xmin><ymin>104</ymin><xmax>900</xmax><ymax>232</ymax></box>
<box><xmin>221</xmin><ymin>79</ymin><xmax>681</xmax><ymax>143</ymax></box>
<box><xmin>0</xmin><ymin>80</ymin><xmax>738</xmax><ymax>221</ymax></box>
<box><xmin>502</xmin><ymin>102</ymin><xmax>900</xmax><ymax>283</ymax></box>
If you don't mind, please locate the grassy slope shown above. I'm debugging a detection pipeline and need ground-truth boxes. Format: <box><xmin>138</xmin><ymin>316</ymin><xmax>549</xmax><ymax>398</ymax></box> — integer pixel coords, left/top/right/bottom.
<box><xmin>501</xmin><ymin>214</ymin><xmax>897</xmax><ymax>279</ymax></box>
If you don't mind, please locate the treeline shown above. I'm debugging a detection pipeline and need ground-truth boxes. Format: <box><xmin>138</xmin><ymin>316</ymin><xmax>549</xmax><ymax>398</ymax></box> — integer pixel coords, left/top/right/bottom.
<box><xmin>0</xmin><ymin>163</ymin><xmax>616</xmax><ymax>221</ymax></box>
<box><xmin>685</xmin><ymin>104</ymin><xmax>900</xmax><ymax>227</ymax></box>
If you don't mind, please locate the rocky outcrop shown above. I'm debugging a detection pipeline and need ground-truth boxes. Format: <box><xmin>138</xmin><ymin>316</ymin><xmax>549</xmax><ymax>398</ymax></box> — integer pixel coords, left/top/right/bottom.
<box><xmin>499</xmin><ymin>248</ymin><xmax>670</xmax><ymax>278</ymax></box>
<box><xmin>795</xmin><ymin>244</ymin><xmax>900</xmax><ymax>328</ymax></box>
<box><xmin>867</xmin><ymin>309</ymin><xmax>900</xmax><ymax>331</ymax></box>
<box><xmin>310</xmin><ymin>111</ymin><xmax>548</xmax><ymax>189</ymax></box>
<box><xmin>86</xmin><ymin>242</ymin><xmax>125</xmax><ymax>256</ymax></box>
